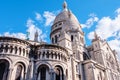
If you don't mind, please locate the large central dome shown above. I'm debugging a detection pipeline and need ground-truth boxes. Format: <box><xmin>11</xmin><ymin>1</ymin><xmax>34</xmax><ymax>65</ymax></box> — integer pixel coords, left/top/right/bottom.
<box><xmin>53</xmin><ymin>1</ymin><xmax>82</xmax><ymax>32</ymax></box>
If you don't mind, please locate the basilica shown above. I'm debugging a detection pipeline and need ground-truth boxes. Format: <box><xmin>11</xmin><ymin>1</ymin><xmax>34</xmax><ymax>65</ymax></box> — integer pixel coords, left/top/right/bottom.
<box><xmin>0</xmin><ymin>1</ymin><xmax>120</xmax><ymax>80</ymax></box>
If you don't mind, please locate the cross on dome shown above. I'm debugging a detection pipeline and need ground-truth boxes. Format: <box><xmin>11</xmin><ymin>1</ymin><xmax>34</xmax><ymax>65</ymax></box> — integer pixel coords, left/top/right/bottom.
<box><xmin>63</xmin><ymin>1</ymin><xmax>67</xmax><ymax>10</ymax></box>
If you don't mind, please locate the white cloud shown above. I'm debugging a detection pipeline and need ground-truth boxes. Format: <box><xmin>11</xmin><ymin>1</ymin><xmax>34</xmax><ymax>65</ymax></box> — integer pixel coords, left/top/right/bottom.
<box><xmin>88</xmin><ymin>8</ymin><xmax>120</xmax><ymax>40</ymax></box>
<box><xmin>35</xmin><ymin>12</ymin><xmax>42</xmax><ymax>21</ymax></box>
<box><xmin>43</xmin><ymin>11</ymin><xmax>56</xmax><ymax>26</ymax></box>
<box><xmin>26</xmin><ymin>18</ymin><xmax>46</xmax><ymax>41</ymax></box>
<box><xmin>115</xmin><ymin>8</ymin><xmax>120</xmax><ymax>14</ymax></box>
<box><xmin>4</xmin><ymin>32</ymin><xmax>26</xmax><ymax>39</ymax></box>
<box><xmin>81</xmin><ymin>13</ymin><xmax>99</xmax><ymax>28</ymax></box>
<box><xmin>87</xmin><ymin>31</ymin><xmax>94</xmax><ymax>40</ymax></box>
<box><xmin>1</xmin><ymin>10</ymin><xmax>59</xmax><ymax>42</ymax></box>
<box><xmin>87</xmin><ymin>8</ymin><xmax>120</xmax><ymax>59</ymax></box>
<box><xmin>2</xmin><ymin>18</ymin><xmax>47</xmax><ymax>42</ymax></box>
<box><xmin>108</xmin><ymin>39</ymin><xmax>120</xmax><ymax>58</ymax></box>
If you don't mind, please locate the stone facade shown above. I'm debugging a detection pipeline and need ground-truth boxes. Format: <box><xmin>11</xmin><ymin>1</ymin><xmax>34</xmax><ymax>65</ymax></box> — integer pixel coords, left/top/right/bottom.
<box><xmin>0</xmin><ymin>1</ymin><xmax>120</xmax><ymax>80</ymax></box>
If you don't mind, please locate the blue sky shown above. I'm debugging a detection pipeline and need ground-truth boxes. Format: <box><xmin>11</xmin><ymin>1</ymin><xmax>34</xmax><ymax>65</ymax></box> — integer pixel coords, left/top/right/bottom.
<box><xmin>0</xmin><ymin>0</ymin><xmax>120</xmax><ymax>55</ymax></box>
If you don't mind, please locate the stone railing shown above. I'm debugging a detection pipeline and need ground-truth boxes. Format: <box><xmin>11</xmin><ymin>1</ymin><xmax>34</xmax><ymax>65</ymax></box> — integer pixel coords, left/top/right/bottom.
<box><xmin>36</xmin><ymin>44</ymin><xmax>68</xmax><ymax>62</ymax></box>
<box><xmin>0</xmin><ymin>37</ymin><xmax>30</xmax><ymax>58</ymax></box>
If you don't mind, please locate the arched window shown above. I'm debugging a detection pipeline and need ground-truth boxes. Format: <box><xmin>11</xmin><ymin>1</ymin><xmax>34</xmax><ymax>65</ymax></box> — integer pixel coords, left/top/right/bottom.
<box><xmin>56</xmin><ymin>68</ymin><xmax>60</xmax><ymax>80</ymax></box>
<box><xmin>42</xmin><ymin>52</ymin><xmax>45</xmax><ymax>58</ymax></box>
<box><xmin>40</xmin><ymin>67</ymin><xmax>46</xmax><ymax>80</ymax></box>
<box><xmin>0</xmin><ymin>44</ymin><xmax>3</xmax><ymax>53</ymax></box>
<box><xmin>5</xmin><ymin>45</ymin><xmax>8</xmax><ymax>53</ymax></box>
<box><xmin>37</xmin><ymin>65</ymin><xmax>49</xmax><ymax>80</ymax></box>
<box><xmin>55</xmin><ymin>66</ymin><xmax>64</xmax><ymax>80</ymax></box>
<box><xmin>19</xmin><ymin>48</ymin><xmax>21</xmax><ymax>55</ymax></box>
<box><xmin>15</xmin><ymin>46</ymin><xmax>17</xmax><ymax>54</ymax></box>
<box><xmin>0</xmin><ymin>60</ymin><xmax>9</xmax><ymax>80</ymax></box>
<box><xmin>23</xmin><ymin>49</ymin><xmax>25</xmax><ymax>56</ymax></box>
<box><xmin>46</xmin><ymin>51</ymin><xmax>49</xmax><ymax>58</ymax></box>
<box><xmin>15</xmin><ymin>65</ymin><xmax>22</xmax><ymax>80</ymax></box>
<box><xmin>51</xmin><ymin>52</ymin><xmax>53</xmax><ymax>59</ymax></box>
<box><xmin>55</xmin><ymin>35</ymin><xmax>57</xmax><ymax>43</ymax></box>
<box><xmin>14</xmin><ymin>63</ymin><xmax>25</xmax><ymax>80</ymax></box>
<box><xmin>10</xmin><ymin>46</ymin><xmax>13</xmax><ymax>53</ymax></box>
<box><xmin>52</xmin><ymin>38</ymin><xmax>54</xmax><ymax>43</ymax></box>
<box><xmin>71</xmin><ymin>35</ymin><xmax>73</xmax><ymax>42</ymax></box>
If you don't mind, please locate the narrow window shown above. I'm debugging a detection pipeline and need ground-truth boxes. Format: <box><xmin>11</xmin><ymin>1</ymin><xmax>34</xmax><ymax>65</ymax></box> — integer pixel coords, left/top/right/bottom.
<box><xmin>55</xmin><ymin>68</ymin><xmax>61</xmax><ymax>80</ymax></box>
<box><xmin>15</xmin><ymin>65</ymin><xmax>22</xmax><ymax>80</ymax></box>
<box><xmin>15</xmin><ymin>47</ymin><xmax>17</xmax><ymax>54</ymax></box>
<box><xmin>41</xmin><ymin>67</ymin><xmax>46</xmax><ymax>80</ymax></box>
<box><xmin>23</xmin><ymin>49</ymin><xmax>25</xmax><ymax>56</ymax></box>
<box><xmin>0</xmin><ymin>62</ymin><xmax>8</xmax><ymax>80</ymax></box>
<box><xmin>19</xmin><ymin>48</ymin><xmax>21</xmax><ymax>55</ymax></box>
<box><xmin>0</xmin><ymin>44</ymin><xmax>3</xmax><ymax>52</ymax></box>
<box><xmin>55</xmin><ymin>66</ymin><xmax>64</xmax><ymax>80</ymax></box>
<box><xmin>71</xmin><ymin>35</ymin><xmax>73</xmax><ymax>42</ymax></box>
<box><xmin>52</xmin><ymin>38</ymin><xmax>54</xmax><ymax>43</ymax></box>
<box><xmin>10</xmin><ymin>46</ymin><xmax>13</xmax><ymax>53</ymax></box>
<box><xmin>55</xmin><ymin>35</ymin><xmax>57</xmax><ymax>43</ymax></box>
<box><xmin>5</xmin><ymin>45</ymin><xmax>8</xmax><ymax>53</ymax></box>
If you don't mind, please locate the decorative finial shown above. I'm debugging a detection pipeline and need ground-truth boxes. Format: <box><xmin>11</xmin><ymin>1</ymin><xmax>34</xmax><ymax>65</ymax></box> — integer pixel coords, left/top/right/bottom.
<box><xmin>94</xmin><ymin>31</ymin><xmax>98</xmax><ymax>39</ymax></box>
<box><xmin>63</xmin><ymin>1</ymin><xmax>67</xmax><ymax>10</ymax></box>
<box><xmin>34</xmin><ymin>30</ymin><xmax>39</xmax><ymax>42</ymax></box>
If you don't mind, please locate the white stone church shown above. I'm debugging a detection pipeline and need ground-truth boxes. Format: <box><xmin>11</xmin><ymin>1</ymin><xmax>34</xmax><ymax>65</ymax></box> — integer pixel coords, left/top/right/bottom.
<box><xmin>0</xmin><ymin>1</ymin><xmax>120</xmax><ymax>80</ymax></box>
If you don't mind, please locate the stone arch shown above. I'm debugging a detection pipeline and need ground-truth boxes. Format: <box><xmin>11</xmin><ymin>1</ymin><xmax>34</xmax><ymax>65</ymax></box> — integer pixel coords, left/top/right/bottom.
<box><xmin>36</xmin><ymin>63</ymin><xmax>51</xmax><ymax>80</ymax></box>
<box><xmin>13</xmin><ymin>60</ymin><xmax>28</xmax><ymax>73</ymax></box>
<box><xmin>0</xmin><ymin>59</ymin><xmax>10</xmax><ymax>80</ymax></box>
<box><xmin>53</xmin><ymin>63</ymin><xmax>66</xmax><ymax>73</ymax></box>
<box><xmin>0</xmin><ymin>57</ymin><xmax>13</xmax><ymax>68</ymax></box>
<box><xmin>36</xmin><ymin>62</ymin><xmax>52</xmax><ymax>71</ymax></box>
<box><xmin>13</xmin><ymin>62</ymin><xmax>26</xmax><ymax>80</ymax></box>
<box><xmin>54</xmin><ymin>65</ymin><xmax>64</xmax><ymax>80</ymax></box>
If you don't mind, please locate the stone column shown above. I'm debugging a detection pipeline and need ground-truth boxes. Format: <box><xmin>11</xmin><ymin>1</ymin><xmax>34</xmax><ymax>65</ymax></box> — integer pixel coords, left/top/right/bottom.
<box><xmin>29</xmin><ymin>58</ymin><xmax>34</xmax><ymax>80</ymax></box>
<box><xmin>104</xmin><ymin>69</ymin><xmax>109</xmax><ymax>80</ymax></box>
<box><xmin>79</xmin><ymin>62</ymin><xmax>83</xmax><ymax>80</ymax></box>
<box><xmin>24</xmin><ymin>72</ymin><xmax>27</xmax><ymax>80</ymax></box>
<box><xmin>91</xmin><ymin>63</ymin><xmax>96</xmax><ymax>80</ymax></box>
<box><xmin>50</xmin><ymin>69</ymin><xmax>55</xmax><ymax>80</ymax></box>
<box><xmin>7</xmin><ymin>68</ymin><xmax>13</xmax><ymax>80</ymax></box>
